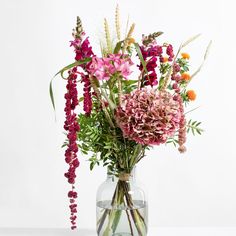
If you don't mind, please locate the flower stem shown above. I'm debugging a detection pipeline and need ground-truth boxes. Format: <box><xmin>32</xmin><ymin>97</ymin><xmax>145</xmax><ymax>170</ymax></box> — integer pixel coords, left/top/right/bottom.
<box><xmin>118</xmin><ymin>77</ymin><xmax>122</xmax><ymax>105</ymax></box>
<box><xmin>97</xmin><ymin>179</ymin><xmax>147</xmax><ymax>236</ymax></box>
<box><xmin>89</xmin><ymin>76</ymin><xmax>115</xmax><ymax>129</ymax></box>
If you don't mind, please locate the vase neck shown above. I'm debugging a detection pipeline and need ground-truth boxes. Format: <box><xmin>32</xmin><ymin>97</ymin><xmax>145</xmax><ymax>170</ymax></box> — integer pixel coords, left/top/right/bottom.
<box><xmin>106</xmin><ymin>167</ymin><xmax>136</xmax><ymax>181</ymax></box>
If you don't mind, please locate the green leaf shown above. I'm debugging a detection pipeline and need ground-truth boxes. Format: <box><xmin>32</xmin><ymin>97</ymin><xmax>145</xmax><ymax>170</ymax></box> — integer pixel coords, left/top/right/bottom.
<box><xmin>49</xmin><ymin>58</ymin><xmax>91</xmax><ymax>114</ymax></box>
<box><xmin>114</xmin><ymin>41</ymin><xmax>123</xmax><ymax>54</ymax></box>
<box><xmin>49</xmin><ymin>78</ymin><xmax>55</xmax><ymax>111</ymax></box>
<box><xmin>196</xmin><ymin>129</ymin><xmax>202</xmax><ymax>135</ymax></box>
<box><xmin>54</xmin><ymin>58</ymin><xmax>92</xmax><ymax>79</ymax></box>
<box><xmin>90</xmin><ymin>162</ymin><xmax>95</xmax><ymax>171</ymax></box>
<box><xmin>134</xmin><ymin>43</ymin><xmax>148</xmax><ymax>75</ymax></box>
<box><xmin>122</xmin><ymin>80</ymin><xmax>138</xmax><ymax>86</ymax></box>
<box><xmin>187</xmin><ymin>120</ymin><xmax>204</xmax><ymax>136</ymax></box>
<box><xmin>78</xmin><ymin>97</ymin><xmax>84</xmax><ymax>103</ymax></box>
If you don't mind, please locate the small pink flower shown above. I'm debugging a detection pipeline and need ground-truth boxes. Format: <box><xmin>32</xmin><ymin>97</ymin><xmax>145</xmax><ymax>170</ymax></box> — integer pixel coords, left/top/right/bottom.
<box><xmin>88</xmin><ymin>54</ymin><xmax>133</xmax><ymax>80</ymax></box>
<box><xmin>117</xmin><ymin>61</ymin><xmax>132</xmax><ymax>79</ymax></box>
<box><xmin>70</xmin><ymin>38</ymin><xmax>81</xmax><ymax>48</ymax></box>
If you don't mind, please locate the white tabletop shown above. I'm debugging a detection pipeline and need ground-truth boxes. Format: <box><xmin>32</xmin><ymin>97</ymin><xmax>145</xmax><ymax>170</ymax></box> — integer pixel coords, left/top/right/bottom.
<box><xmin>0</xmin><ymin>228</ymin><xmax>236</xmax><ymax>236</ymax></box>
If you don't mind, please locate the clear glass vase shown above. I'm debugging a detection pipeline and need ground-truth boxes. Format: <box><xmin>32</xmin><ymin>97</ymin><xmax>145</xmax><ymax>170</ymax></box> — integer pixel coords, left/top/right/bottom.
<box><xmin>96</xmin><ymin>167</ymin><xmax>148</xmax><ymax>236</ymax></box>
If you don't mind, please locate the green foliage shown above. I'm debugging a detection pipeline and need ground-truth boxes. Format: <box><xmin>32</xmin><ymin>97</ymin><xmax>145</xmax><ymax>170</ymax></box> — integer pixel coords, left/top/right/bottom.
<box><xmin>180</xmin><ymin>89</ymin><xmax>190</xmax><ymax>105</ymax></box>
<box><xmin>159</xmin><ymin>63</ymin><xmax>171</xmax><ymax>90</ymax></box>
<box><xmin>122</xmin><ymin>80</ymin><xmax>138</xmax><ymax>94</ymax></box>
<box><xmin>187</xmin><ymin>120</ymin><xmax>203</xmax><ymax>135</ymax></box>
<box><xmin>166</xmin><ymin>136</ymin><xmax>179</xmax><ymax>147</ymax></box>
<box><xmin>54</xmin><ymin>58</ymin><xmax>91</xmax><ymax>79</ymax></box>
<box><xmin>113</xmin><ymin>40</ymin><xmax>123</xmax><ymax>54</ymax></box>
<box><xmin>176</xmin><ymin>58</ymin><xmax>189</xmax><ymax>73</ymax></box>
<box><xmin>166</xmin><ymin>119</ymin><xmax>203</xmax><ymax>147</ymax></box>
<box><xmin>77</xmin><ymin>98</ymin><xmax>144</xmax><ymax>174</ymax></box>
<box><xmin>160</xmin><ymin>63</ymin><xmax>171</xmax><ymax>74</ymax></box>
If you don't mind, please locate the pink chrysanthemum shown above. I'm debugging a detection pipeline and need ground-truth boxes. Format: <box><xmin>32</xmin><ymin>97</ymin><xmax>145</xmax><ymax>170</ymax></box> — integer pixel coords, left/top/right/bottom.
<box><xmin>116</xmin><ymin>88</ymin><xmax>181</xmax><ymax>145</ymax></box>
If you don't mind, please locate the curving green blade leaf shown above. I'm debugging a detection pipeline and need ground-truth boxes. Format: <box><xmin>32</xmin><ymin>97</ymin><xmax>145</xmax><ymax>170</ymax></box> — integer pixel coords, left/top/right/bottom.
<box><xmin>114</xmin><ymin>41</ymin><xmax>123</xmax><ymax>54</ymax></box>
<box><xmin>49</xmin><ymin>57</ymin><xmax>92</xmax><ymax>114</ymax></box>
<box><xmin>134</xmin><ymin>43</ymin><xmax>148</xmax><ymax>74</ymax></box>
<box><xmin>49</xmin><ymin>78</ymin><xmax>55</xmax><ymax>111</ymax></box>
<box><xmin>54</xmin><ymin>57</ymin><xmax>92</xmax><ymax>79</ymax></box>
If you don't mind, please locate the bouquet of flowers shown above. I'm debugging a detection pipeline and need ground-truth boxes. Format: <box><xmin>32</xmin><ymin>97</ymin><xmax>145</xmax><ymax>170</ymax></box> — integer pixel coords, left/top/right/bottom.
<box><xmin>50</xmin><ymin>6</ymin><xmax>210</xmax><ymax>235</ymax></box>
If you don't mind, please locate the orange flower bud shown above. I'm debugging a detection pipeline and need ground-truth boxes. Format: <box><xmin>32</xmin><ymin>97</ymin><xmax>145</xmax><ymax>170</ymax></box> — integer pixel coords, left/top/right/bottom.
<box><xmin>181</xmin><ymin>52</ymin><xmax>190</xmax><ymax>60</ymax></box>
<box><xmin>128</xmin><ymin>37</ymin><xmax>135</xmax><ymax>45</ymax></box>
<box><xmin>163</xmin><ymin>57</ymin><xmax>168</xmax><ymax>63</ymax></box>
<box><xmin>186</xmin><ymin>90</ymin><xmax>196</xmax><ymax>101</ymax></box>
<box><xmin>181</xmin><ymin>72</ymin><xmax>191</xmax><ymax>81</ymax></box>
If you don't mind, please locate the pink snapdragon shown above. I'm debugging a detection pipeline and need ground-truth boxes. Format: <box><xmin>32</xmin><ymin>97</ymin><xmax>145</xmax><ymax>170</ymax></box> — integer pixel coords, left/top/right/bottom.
<box><xmin>139</xmin><ymin>40</ymin><xmax>163</xmax><ymax>86</ymax></box>
<box><xmin>70</xmin><ymin>36</ymin><xmax>94</xmax><ymax>62</ymax></box>
<box><xmin>88</xmin><ymin>54</ymin><xmax>133</xmax><ymax>80</ymax></box>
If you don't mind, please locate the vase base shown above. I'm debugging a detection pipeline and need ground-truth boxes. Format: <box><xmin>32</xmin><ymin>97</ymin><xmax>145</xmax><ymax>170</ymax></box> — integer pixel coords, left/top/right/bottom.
<box><xmin>113</xmin><ymin>233</ymin><xmax>132</xmax><ymax>236</ymax></box>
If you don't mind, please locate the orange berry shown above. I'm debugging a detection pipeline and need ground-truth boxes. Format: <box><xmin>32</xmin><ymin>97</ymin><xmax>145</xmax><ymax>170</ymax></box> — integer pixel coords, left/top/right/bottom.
<box><xmin>181</xmin><ymin>52</ymin><xmax>190</xmax><ymax>60</ymax></box>
<box><xmin>181</xmin><ymin>72</ymin><xmax>191</xmax><ymax>81</ymax></box>
<box><xmin>186</xmin><ymin>90</ymin><xmax>196</xmax><ymax>101</ymax></box>
<box><xmin>163</xmin><ymin>57</ymin><xmax>168</xmax><ymax>63</ymax></box>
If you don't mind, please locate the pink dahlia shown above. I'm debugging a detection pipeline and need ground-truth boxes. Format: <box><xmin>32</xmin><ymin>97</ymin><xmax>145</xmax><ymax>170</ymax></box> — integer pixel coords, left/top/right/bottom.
<box><xmin>115</xmin><ymin>88</ymin><xmax>181</xmax><ymax>145</ymax></box>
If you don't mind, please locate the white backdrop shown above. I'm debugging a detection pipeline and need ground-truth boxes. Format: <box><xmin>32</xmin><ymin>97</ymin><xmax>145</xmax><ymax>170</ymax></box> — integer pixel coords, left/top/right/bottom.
<box><xmin>0</xmin><ymin>0</ymin><xmax>236</xmax><ymax>230</ymax></box>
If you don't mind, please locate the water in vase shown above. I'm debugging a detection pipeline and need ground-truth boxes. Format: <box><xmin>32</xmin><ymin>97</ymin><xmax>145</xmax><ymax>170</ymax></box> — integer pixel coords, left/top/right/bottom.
<box><xmin>96</xmin><ymin>200</ymin><xmax>148</xmax><ymax>236</ymax></box>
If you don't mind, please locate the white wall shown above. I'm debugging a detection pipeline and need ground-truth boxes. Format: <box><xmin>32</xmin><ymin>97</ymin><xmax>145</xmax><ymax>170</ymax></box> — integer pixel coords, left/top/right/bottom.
<box><xmin>0</xmin><ymin>0</ymin><xmax>235</xmax><ymax>229</ymax></box>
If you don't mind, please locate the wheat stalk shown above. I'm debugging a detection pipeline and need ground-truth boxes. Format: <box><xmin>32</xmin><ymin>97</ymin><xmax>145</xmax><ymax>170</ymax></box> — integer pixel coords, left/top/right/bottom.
<box><xmin>104</xmin><ymin>18</ymin><xmax>112</xmax><ymax>53</ymax></box>
<box><xmin>162</xmin><ymin>34</ymin><xmax>202</xmax><ymax>90</ymax></box>
<box><xmin>124</xmin><ymin>15</ymin><xmax>130</xmax><ymax>40</ymax></box>
<box><xmin>115</xmin><ymin>4</ymin><xmax>121</xmax><ymax>41</ymax></box>
<box><xmin>123</xmin><ymin>23</ymin><xmax>135</xmax><ymax>53</ymax></box>
<box><xmin>126</xmin><ymin>23</ymin><xmax>135</xmax><ymax>40</ymax></box>
<box><xmin>181</xmin><ymin>33</ymin><xmax>201</xmax><ymax>48</ymax></box>
<box><xmin>190</xmin><ymin>40</ymin><xmax>212</xmax><ymax>80</ymax></box>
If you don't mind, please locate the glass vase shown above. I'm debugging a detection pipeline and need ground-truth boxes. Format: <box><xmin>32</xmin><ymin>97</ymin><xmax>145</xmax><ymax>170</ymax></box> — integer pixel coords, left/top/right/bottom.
<box><xmin>96</xmin><ymin>167</ymin><xmax>148</xmax><ymax>236</ymax></box>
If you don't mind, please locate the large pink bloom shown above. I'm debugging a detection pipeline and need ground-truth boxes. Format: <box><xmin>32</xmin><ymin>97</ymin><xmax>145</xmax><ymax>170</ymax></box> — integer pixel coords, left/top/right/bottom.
<box><xmin>116</xmin><ymin>88</ymin><xmax>181</xmax><ymax>145</ymax></box>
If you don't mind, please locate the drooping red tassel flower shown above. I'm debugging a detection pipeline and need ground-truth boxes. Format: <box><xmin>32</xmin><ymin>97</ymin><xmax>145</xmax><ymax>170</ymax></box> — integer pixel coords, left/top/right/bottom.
<box><xmin>63</xmin><ymin>18</ymin><xmax>95</xmax><ymax>229</ymax></box>
<box><xmin>81</xmin><ymin>73</ymin><xmax>92</xmax><ymax>116</ymax></box>
<box><xmin>64</xmin><ymin>67</ymin><xmax>80</xmax><ymax>229</ymax></box>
